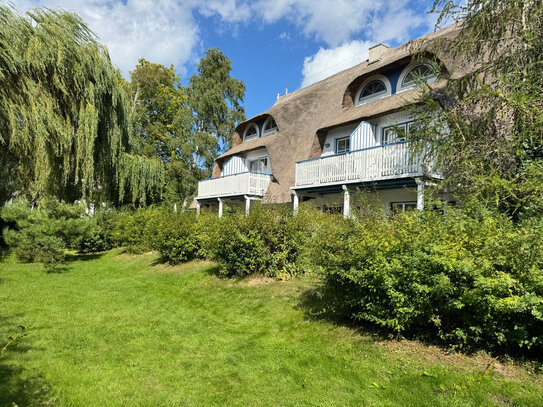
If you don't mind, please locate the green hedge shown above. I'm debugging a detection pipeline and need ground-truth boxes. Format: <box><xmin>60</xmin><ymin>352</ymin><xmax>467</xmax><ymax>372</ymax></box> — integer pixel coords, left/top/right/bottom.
<box><xmin>207</xmin><ymin>204</ymin><xmax>320</xmax><ymax>278</ymax></box>
<box><xmin>3</xmin><ymin>197</ymin><xmax>542</xmax><ymax>352</ymax></box>
<box><xmin>309</xmin><ymin>202</ymin><xmax>543</xmax><ymax>352</ymax></box>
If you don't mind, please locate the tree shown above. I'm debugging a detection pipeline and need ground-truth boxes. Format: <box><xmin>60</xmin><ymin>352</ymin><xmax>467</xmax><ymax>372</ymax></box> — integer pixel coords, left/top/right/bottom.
<box><xmin>0</xmin><ymin>6</ymin><xmax>163</xmax><ymax>206</ymax></box>
<box><xmin>188</xmin><ymin>48</ymin><xmax>246</xmax><ymax>172</ymax></box>
<box><xmin>410</xmin><ymin>0</ymin><xmax>543</xmax><ymax>218</ymax></box>
<box><xmin>125</xmin><ymin>59</ymin><xmax>197</xmax><ymax>204</ymax></box>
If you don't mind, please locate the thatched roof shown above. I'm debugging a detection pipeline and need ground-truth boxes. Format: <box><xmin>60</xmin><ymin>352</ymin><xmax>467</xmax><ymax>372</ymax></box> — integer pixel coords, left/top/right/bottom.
<box><xmin>211</xmin><ymin>24</ymin><xmax>465</xmax><ymax>203</ymax></box>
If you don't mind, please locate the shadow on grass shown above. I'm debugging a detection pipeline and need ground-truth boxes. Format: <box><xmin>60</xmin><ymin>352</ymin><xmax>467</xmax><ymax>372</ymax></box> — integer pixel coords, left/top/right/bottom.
<box><xmin>147</xmin><ymin>256</ymin><xmax>223</xmax><ymax>276</ymax></box>
<box><xmin>64</xmin><ymin>252</ymin><xmax>105</xmax><ymax>262</ymax></box>
<box><xmin>295</xmin><ymin>285</ymin><xmax>383</xmax><ymax>339</ymax></box>
<box><xmin>0</xmin><ymin>317</ymin><xmax>53</xmax><ymax>406</ymax></box>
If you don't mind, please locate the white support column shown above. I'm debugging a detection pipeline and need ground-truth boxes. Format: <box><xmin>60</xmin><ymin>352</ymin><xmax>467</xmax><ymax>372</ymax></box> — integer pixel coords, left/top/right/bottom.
<box><xmin>245</xmin><ymin>195</ymin><xmax>251</xmax><ymax>217</ymax></box>
<box><xmin>292</xmin><ymin>191</ymin><xmax>299</xmax><ymax>214</ymax></box>
<box><xmin>416</xmin><ymin>178</ymin><xmax>425</xmax><ymax>211</ymax></box>
<box><xmin>342</xmin><ymin>185</ymin><xmax>350</xmax><ymax>218</ymax></box>
<box><xmin>218</xmin><ymin>198</ymin><xmax>223</xmax><ymax>218</ymax></box>
<box><xmin>195</xmin><ymin>200</ymin><xmax>200</xmax><ymax>215</ymax></box>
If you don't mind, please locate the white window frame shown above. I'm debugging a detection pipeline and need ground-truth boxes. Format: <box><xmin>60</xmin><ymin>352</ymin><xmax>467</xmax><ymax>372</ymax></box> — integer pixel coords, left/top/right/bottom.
<box><xmin>262</xmin><ymin>117</ymin><xmax>278</xmax><ymax>137</ymax></box>
<box><xmin>248</xmin><ymin>156</ymin><xmax>269</xmax><ymax>173</ymax></box>
<box><xmin>335</xmin><ymin>137</ymin><xmax>350</xmax><ymax>154</ymax></box>
<box><xmin>382</xmin><ymin>123</ymin><xmax>408</xmax><ymax>144</ymax></box>
<box><xmin>390</xmin><ymin>201</ymin><xmax>417</xmax><ymax>212</ymax></box>
<box><xmin>243</xmin><ymin>123</ymin><xmax>259</xmax><ymax>141</ymax></box>
<box><xmin>355</xmin><ymin>74</ymin><xmax>392</xmax><ymax>106</ymax></box>
<box><xmin>397</xmin><ymin>61</ymin><xmax>438</xmax><ymax>92</ymax></box>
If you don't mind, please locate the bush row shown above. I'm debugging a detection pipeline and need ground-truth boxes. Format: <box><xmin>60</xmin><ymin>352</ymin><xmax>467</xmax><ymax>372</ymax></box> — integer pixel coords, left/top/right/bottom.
<box><xmin>2</xmin><ymin>197</ymin><xmax>542</xmax><ymax>352</ymax></box>
<box><xmin>308</xmin><ymin>202</ymin><xmax>543</xmax><ymax>352</ymax></box>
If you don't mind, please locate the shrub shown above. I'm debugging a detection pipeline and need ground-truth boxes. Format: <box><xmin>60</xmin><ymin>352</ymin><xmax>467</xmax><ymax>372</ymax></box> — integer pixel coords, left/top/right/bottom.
<box><xmin>310</xmin><ymin>200</ymin><xmax>543</xmax><ymax>352</ymax></box>
<box><xmin>153</xmin><ymin>211</ymin><xmax>212</xmax><ymax>263</ymax></box>
<box><xmin>111</xmin><ymin>207</ymin><xmax>164</xmax><ymax>253</ymax></box>
<box><xmin>78</xmin><ymin>209</ymin><xmax>117</xmax><ymax>254</ymax></box>
<box><xmin>1</xmin><ymin>198</ymin><xmax>91</xmax><ymax>271</ymax></box>
<box><xmin>208</xmin><ymin>204</ymin><xmax>319</xmax><ymax>277</ymax></box>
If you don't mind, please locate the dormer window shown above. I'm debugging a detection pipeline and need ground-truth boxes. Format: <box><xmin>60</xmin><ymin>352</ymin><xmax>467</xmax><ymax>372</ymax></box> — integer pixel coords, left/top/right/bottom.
<box><xmin>398</xmin><ymin>62</ymin><xmax>437</xmax><ymax>91</ymax></box>
<box><xmin>355</xmin><ymin>75</ymin><xmax>391</xmax><ymax>106</ymax></box>
<box><xmin>359</xmin><ymin>80</ymin><xmax>386</xmax><ymax>101</ymax></box>
<box><xmin>262</xmin><ymin>117</ymin><xmax>278</xmax><ymax>136</ymax></box>
<box><xmin>244</xmin><ymin>124</ymin><xmax>259</xmax><ymax>141</ymax></box>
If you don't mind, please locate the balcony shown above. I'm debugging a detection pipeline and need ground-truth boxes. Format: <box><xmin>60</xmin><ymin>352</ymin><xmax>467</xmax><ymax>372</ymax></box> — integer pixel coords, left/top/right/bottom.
<box><xmin>294</xmin><ymin>142</ymin><xmax>427</xmax><ymax>189</ymax></box>
<box><xmin>197</xmin><ymin>172</ymin><xmax>272</xmax><ymax>200</ymax></box>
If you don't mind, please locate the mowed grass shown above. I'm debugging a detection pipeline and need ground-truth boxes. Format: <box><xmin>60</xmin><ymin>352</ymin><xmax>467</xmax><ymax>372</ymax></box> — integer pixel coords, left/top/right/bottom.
<box><xmin>0</xmin><ymin>250</ymin><xmax>541</xmax><ymax>406</ymax></box>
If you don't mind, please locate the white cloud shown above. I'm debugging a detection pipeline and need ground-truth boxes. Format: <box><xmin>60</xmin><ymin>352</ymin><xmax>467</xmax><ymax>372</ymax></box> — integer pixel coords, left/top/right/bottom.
<box><xmin>254</xmin><ymin>0</ymin><xmax>430</xmax><ymax>47</ymax></box>
<box><xmin>368</xmin><ymin>8</ymin><xmax>426</xmax><ymax>44</ymax></box>
<box><xmin>14</xmin><ymin>0</ymin><xmax>201</xmax><ymax>76</ymax></box>
<box><xmin>255</xmin><ymin>0</ymin><xmax>380</xmax><ymax>46</ymax></box>
<box><xmin>198</xmin><ymin>0</ymin><xmax>251</xmax><ymax>22</ymax></box>
<box><xmin>301</xmin><ymin>40</ymin><xmax>372</xmax><ymax>88</ymax></box>
<box><xmin>253</xmin><ymin>0</ymin><xmax>433</xmax><ymax>88</ymax></box>
<box><xmin>12</xmin><ymin>0</ymin><xmax>434</xmax><ymax>89</ymax></box>
<box><xmin>279</xmin><ymin>31</ymin><xmax>291</xmax><ymax>41</ymax></box>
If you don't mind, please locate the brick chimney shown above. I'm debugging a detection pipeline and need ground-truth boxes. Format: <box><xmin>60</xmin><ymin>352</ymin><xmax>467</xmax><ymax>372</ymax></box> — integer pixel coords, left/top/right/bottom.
<box><xmin>368</xmin><ymin>43</ymin><xmax>389</xmax><ymax>64</ymax></box>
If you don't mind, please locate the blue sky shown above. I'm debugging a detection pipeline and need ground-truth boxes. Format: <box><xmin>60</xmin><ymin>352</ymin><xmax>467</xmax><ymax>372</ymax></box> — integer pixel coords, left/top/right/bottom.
<box><xmin>13</xmin><ymin>0</ymin><xmax>440</xmax><ymax>118</ymax></box>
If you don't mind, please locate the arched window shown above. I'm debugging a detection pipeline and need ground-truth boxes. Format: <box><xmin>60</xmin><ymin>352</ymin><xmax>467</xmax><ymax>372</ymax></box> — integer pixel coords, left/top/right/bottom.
<box><xmin>244</xmin><ymin>124</ymin><xmax>259</xmax><ymax>141</ymax></box>
<box><xmin>355</xmin><ymin>75</ymin><xmax>391</xmax><ymax>106</ymax></box>
<box><xmin>398</xmin><ymin>62</ymin><xmax>437</xmax><ymax>91</ymax></box>
<box><xmin>262</xmin><ymin>117</ymin><xmax>278</xmax><ymax>136</ymax></box>
<box><xmin>359</xmin><ymin>80</ymin><xmax>387</xmax><ymax>102</ymax></box>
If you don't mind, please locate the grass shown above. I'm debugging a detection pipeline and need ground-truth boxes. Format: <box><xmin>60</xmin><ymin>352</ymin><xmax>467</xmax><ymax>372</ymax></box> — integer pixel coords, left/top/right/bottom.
<box><xmin>0</xmin><ymin>250</ymin><xmax>542</xmax><ymax>406</ymax></box>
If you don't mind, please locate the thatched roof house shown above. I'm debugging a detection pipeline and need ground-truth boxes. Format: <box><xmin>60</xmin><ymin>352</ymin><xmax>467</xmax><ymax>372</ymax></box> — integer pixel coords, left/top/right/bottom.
<box><xmin>196</xmin><ymin>24</ymin><xmax>465</xmax><ymax>215</ymax></box>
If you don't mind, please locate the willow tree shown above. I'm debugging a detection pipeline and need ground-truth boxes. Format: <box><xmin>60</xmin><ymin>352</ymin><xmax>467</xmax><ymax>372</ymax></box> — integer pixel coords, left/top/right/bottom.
<box><xmin>0</xmin><ymin>6</ymin><xmax>163</xmax><ymax>205</ymax></box>
<box><xmin>409</xmin><ymin>0</ymin><xmax>543</xmax><ymax>218</ymax></box>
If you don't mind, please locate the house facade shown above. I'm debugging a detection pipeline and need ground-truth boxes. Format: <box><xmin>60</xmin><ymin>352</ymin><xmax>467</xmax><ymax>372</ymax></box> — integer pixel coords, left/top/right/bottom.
<box><xmin>195</xmin><ymin>25</ymin><xmax>464</xmax><ymax>216</ymax></box>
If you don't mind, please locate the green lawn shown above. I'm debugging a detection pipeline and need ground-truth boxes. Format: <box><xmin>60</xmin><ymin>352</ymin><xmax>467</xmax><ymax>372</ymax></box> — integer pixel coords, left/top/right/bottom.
<box><xmin>1</xmin><ymin>250</ymin><xmax>541</xmax><ymax>406</ymax></box>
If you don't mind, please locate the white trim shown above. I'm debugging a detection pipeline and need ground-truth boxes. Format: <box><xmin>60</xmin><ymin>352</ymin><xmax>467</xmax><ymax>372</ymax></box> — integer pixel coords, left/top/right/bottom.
<box><xmin>355</xmin><ymin>74</ymin><xmax>392</xmax><ymax>106</ymax></box>
<box><xmin>262</xmin><ymin>116</ymin><xmax>278</xmax><ymax>137</ymax></box>
<box><xmin>397</xmin><ymin>60</ymin><xmax>438</xmax><ymax>93</ymax></box>
<box><xmin>248</xmin><ymin>155</ymin><xmax>269</xmax><ymax>173</ymax></box>
<box><xmin>243</xmin><ymin>123</ymin><xmax>259</xmax><ymax>141</ymax></box>
<box><xmin>335</xmin><ymin>136</ymin><xmax>350</xmax><ymax>154</ymax></box>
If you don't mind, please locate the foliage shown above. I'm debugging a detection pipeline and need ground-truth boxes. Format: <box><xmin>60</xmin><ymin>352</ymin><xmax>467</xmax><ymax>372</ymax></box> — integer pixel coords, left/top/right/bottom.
<box><xmin>109</xmin><ymin>207</ymin><xmax>164</xmax><ymax>254</ymax></box>
<box><xmin>207</xmin><ymin>204</ymin><xmax>319</xmax><ymax>278</ymax></box>
<box><xmin>188</xmin><ymin>48</ymin><xmax>246</xmax><ymax>171</ymax></box>
<box><xmin>125</xmin><ymin>59</ymin><xmax>199</xmax><ymax>205</ymax></box>
<box><xmin>1</xmin><ymin>198</ymin><xmax>91</xmax><ymax>271</ymax></box>
<box><xmin>409</xmin><ymin>0</ymin><xmax>543</xmax><ymax>218</ymax></box>
<box><xmin>78</xmin><ymin>209</ymin><xmax>117</xmax><ymax>254</ymax></box>
<box><xmin>0</xmin><ymin>5</ymin><xmax>163</xmax><ymax>205</ymax></box>
<box><xmin>152</xmin><ymin>212</ymin><xmax>213</xmax><ymax>263</ymax></box>
<box><xmin>309</xmin><ymin>199</ymin><xmax>543</xmax><ymax>352</ymax></box>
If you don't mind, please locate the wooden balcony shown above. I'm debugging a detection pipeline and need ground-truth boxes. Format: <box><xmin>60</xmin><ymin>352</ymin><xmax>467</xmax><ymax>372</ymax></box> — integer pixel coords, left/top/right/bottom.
<box><xmin>294</xmin><ymin>142</ymin><xmax>427</xmax><ymax>189</ymax></box>
<box><xmin>197</xmin><ymin>172</ymin><xmax>272</xmax><ymax>200</ymax></box>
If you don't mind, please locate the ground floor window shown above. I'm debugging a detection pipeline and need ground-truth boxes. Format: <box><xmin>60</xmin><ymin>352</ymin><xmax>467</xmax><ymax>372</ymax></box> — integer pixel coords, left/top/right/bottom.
<box><xmin>390</xmin><ymin>201</ymin><xmax>417</xmax><ymax>213</ymax></box>
<box><xmin>320</xmin><ymin>204</ymin><xmax>343</xmax><ymax>214</ymax></box>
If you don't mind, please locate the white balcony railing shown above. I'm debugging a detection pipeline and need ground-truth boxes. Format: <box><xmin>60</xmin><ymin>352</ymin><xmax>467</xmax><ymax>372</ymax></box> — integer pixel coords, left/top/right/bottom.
<box><xmin>295</xmin><ymin>142</ymin><xmax>425</xmax><ymax>188</ymax></box>
<box><xmin>197</xmin><ymin>172</ymin><xmax>272</xmax><ymax>199</ymax></box>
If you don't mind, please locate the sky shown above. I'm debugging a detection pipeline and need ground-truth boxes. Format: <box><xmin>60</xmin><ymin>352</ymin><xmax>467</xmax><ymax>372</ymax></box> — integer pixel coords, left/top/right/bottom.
<box><xmin>12</xmin><ymin>0</ymin><xmax>441</xmax><ymax>118</ymax></box>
